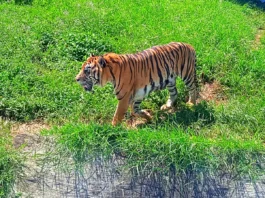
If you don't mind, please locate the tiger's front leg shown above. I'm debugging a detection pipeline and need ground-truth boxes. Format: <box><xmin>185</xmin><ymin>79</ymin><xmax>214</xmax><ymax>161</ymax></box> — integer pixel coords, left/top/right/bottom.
<box><xmin>112</xmin><ymin>96</ymin><xmax>130</xmax><ymax>126</ymax></box>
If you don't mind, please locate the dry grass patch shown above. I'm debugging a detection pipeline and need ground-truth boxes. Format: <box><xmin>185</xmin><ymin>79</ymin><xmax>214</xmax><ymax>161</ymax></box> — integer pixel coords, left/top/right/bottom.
<box><xmin>10</xmin><ymin>121</ymin><xmax>50</xmax><ymax>149</ymax></box>
<box><xmin>253</xmin><ymin>28</ymin><xmax>265</xmax><ymax>50</ymax></box>
<box><xmin>11</xmin><ymin>121</ymin><xmax>50</xmax><ymax>136</ymax></box>
<box><xmin>199</xmin><ymin>80</ymin><xmax>227</xmax><ymax>105</ymax></box>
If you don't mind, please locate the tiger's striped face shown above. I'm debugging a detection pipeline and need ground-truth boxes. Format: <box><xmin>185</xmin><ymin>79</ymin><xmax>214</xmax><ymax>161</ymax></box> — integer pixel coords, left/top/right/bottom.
<box><xmin>75</xmin><ymin>56</ymin><xmax>105</xmax><ymax>92</ymax></box>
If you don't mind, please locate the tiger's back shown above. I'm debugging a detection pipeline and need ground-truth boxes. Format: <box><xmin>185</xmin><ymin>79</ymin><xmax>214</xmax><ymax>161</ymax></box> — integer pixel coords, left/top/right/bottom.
<box><xmin>120</xmin><ymin>42</ymin><xmax>197</xmax><ymax>102</ymax></box>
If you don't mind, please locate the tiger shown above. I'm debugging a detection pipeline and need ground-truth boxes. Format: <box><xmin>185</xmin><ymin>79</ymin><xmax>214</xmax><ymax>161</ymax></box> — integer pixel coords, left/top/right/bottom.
<box><xmin>75</xmin><ymin>42</ymin><xmax>198</xmax><ymax>126</ymax></box>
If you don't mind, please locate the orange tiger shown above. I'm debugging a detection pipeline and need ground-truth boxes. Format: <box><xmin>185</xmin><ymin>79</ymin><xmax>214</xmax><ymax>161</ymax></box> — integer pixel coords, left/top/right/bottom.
<box><xmin>76</xmin><ymin>42</ymin><xmax>198</xmax><ymax>125</ymax></box>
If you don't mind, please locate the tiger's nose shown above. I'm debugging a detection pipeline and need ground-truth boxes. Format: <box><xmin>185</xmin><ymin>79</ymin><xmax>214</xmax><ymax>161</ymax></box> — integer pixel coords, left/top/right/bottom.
<box><xmin>75</xmin><ymin>77</ymin><xmax>80</xmax><ymax>82</ymax></box>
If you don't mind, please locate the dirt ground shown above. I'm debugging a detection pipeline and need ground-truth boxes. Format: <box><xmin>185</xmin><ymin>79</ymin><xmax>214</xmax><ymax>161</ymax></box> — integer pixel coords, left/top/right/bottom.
<box><xmin>253</xmin><ymin>28</ymin><xmax>265</xmax><ymax>50</ymax></box>
<box><xmin>198</xmin><ymin>80</ymin><xmax>227</xmax><ymax>104</ymax></box>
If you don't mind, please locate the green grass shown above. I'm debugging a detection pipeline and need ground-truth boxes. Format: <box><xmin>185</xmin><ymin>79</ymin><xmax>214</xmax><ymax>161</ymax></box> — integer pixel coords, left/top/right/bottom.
<box><xmin>1</xmin><ymin>0</ymin><xmax>265</xmax><ymax>195</ymax></box>
<box><xmin>44</xmin><ymin>122</ymin><xmax>264</xmax><ymax>177</ymax></box>
<box><xmin>0</xmin><ymin>120</ymin><xmax>24</xmax><ymax>198</ymax></box>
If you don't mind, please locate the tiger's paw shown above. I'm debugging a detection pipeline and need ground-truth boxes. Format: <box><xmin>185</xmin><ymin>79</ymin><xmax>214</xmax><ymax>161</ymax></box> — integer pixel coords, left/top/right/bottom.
<box><xmin>126</xmin><ymin>116</ymin><xmax>136</xmax><ymax>127</ymax></box>
<box><xmin>132</xmin><ymin>110</ymin><xmax>152</xmax><ymax>122</ymax></box>
<box><xmin>112</xmin><ymin>120</ymin><xmax>118</xmax><ymax>126</ymax></box>
<box><xmin>112</xmin><ymin>117</ymin><xmax>123</xmax><ymax>126</ymax></box>
<box><xmin>186</xmin><ymin>101</ymin><xmax>195</xmax><ymax>110</ymax></box>
<box><xmin>127</xmin><ymin>110</ymin><xmax>153</xmax><ymax>128</ymax></box>
<box><xmin>160</xmin><ymin>104</ymin><xmax>176</xmax><ymax>111</ymax></box>
<box><xmin>140</xmin><ymin>110</ymin><xmax>152</xmax><ymax>122</ymax></box>
<box><xmin>160</xmin><ymin>104</ymin><xmax>170</xmax><ymax>110</ymax></box>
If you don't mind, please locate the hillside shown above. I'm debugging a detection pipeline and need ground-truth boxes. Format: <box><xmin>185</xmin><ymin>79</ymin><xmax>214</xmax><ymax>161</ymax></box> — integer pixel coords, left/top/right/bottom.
<box><xmin>1</xmin><ymin>0</ymin><xmax>265</xmax><ymax>197</ymax></box>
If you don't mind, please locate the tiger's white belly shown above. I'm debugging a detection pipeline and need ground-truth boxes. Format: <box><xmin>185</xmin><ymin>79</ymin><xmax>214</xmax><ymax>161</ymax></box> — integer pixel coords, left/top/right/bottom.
<box><xmin>133</xmin><ymin>76</ymin><xmax>175</xmax><ymax>102</ymax></box>
<box><xmin>134</xmin><ymin>85</ymin><xmax>152</xmax><ymax>101</ymax></box>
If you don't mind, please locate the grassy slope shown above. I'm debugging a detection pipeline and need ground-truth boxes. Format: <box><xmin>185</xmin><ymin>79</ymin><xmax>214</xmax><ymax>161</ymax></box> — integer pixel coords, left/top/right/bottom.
<box><xmin>1</xmin><ymin>0</ymin><xmax>265</xmax><ymax>194</ymax></box>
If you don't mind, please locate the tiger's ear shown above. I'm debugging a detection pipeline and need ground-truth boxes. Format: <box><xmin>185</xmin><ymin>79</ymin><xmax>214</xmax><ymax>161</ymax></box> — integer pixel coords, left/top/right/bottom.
<box><xmin>98</xmin><ymin>56</ymin><xmax>106</xmax><ymax>68</ymax></box>
<box><xmin>90</xmin><ymin>53</ymin><xmax>95</xmax><ymax>57</ymax></box>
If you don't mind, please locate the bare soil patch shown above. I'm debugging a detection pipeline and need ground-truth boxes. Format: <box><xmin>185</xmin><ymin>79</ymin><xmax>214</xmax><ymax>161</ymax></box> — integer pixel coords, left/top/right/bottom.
<box><xmin>11</xmin><ymin>121</ymin><xmax>50</xmax><ymax>149</ymax></box>
<box><xmin>11</xmin><ymin>121</ymin><xmax>50</xmax><ymax>136</ymax></box>
<box><xmin>253</xmin><ymin>28</ymin><xmax>265</xmax><ymax>50</ymax></box>
<box><xmin>198</xmin><ymin>80</ymin><xmax>227</xmax><ymax>105</ymax></box>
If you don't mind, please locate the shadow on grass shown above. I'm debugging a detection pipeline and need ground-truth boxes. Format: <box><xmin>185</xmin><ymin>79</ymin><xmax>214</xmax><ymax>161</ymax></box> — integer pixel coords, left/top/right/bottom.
<box><xmin>174</xmin><ymin>101</ymin><xmax>215</xmax><ymax>127</ymax></box>
<box><xmin>141</xmin><ymin>101</ymin><xmax>215</xmax><ymax>130</ymax></box>
<box><xmin>14</xmin><ymin>0</ymin><xmax>33</xmax><ymax>5</ymax></box>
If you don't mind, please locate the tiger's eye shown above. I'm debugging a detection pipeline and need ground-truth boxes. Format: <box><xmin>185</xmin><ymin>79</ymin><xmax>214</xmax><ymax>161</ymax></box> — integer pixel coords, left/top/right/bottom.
<box><xmin>84</xmin><ymin>66</ymin><xmax>90</xmax><ymax>74</ymax></box>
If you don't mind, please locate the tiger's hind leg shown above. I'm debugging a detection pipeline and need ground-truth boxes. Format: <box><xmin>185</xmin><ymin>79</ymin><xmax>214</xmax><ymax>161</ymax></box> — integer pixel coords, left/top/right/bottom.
<box><xmin>161</xmin><ymin>82</ymin><xmax>178</xmax><ymax>110</ymax></box>
<box><xmin>131</xmin><ymin>100</ymin><xmax>152</xmax><ymax>122</ymax></box>
<box><xmin>185</xmin><ymin>55</ymin><xmax>198</xmax><ymax>106</ymax></box>
<box><xmin>186</xmin><ymin>73</ymin><xmax>198</xmax><ymax>106</ymax></box>
<box><xmin>187</xmin><ymin>86</ymin><xmax>197</xmax><ymax>106</ymax></box>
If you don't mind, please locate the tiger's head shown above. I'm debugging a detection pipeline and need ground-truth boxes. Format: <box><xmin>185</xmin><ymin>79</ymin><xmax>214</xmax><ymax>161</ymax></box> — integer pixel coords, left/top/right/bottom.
<box><xmin>75</xmin><ymin>55</ymin><xmax>106</xmax><ymax>92</ymax></box>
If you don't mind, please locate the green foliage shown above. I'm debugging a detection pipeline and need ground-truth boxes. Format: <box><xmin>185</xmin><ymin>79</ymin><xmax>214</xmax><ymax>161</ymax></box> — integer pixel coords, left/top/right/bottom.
<box><xmin>1</xmin><ymin>0</ymin><xmax>265</xmax><ymax>123</ymax></box>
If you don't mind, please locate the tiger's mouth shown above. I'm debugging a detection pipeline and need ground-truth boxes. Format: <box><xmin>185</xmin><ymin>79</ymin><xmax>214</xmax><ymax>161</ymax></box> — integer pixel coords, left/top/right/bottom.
<box><xmin>83</xmin><ymin>85</ymin><xmax>93</xmax><ymax>92</ymax></box>
<box><xmin>79</xmin><ymin>78</ymin><xmax>98</xmax><ymax>92</ymax></box>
